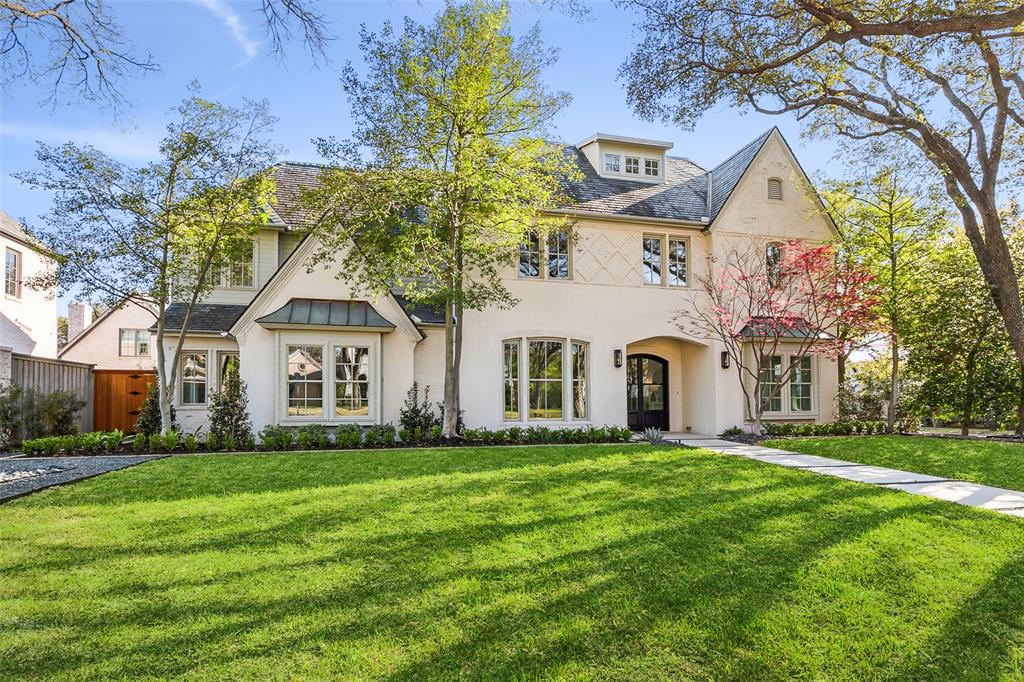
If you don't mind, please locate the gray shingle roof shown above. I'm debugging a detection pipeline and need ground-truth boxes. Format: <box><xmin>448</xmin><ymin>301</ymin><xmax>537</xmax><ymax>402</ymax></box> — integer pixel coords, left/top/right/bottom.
<box><xmin>155</xmin><ymin>303</ymin><xmax>248</xmax><ymax>333</ymax></box>
<box><xmin>708</xmin><ymin>128</ymin><xmax>774</xmax><ymax>219</ymax></box>
<box><xmin>272</xmin><ymin>162</ymin><xmax>328</xmax><ymax>230</ymax></box>
<box><xmin>393</xmin><ymin>294</ymin><xmax>446</xmax><ymax>325</ymax></box>
<box><xmin>255</xmin><ymin>298</ymin><xmax>395</xmax><ymax>329</ymax></box>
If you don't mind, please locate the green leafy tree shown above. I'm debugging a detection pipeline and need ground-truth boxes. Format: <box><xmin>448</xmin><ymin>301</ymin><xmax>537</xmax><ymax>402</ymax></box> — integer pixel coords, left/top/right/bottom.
<box><xmin>17</xmin><ymin>86</ymin><xmax>278</xmax><ymax>433</ymax></box>
<box><xmin>824</xmin><ymin>169</ymin><xmax>946</xmax><ymax>432</ymax></box>
<box><xmin>621</xmin><ymin>1</ymin><xmax>1024</xmax><ymax>402</ymax></box>
<box><xmin>906</xmin><ymin>231</ymin><xmax>1021</xmax><ymax>434</ymax></box>
<box><xmin>208</xmin><ymin>359</ymin><xmax>253</xmax><ymax>447</ymax></box>
<box><xmin>304</xmin><ymin>1</ymin><xmax>577</xmax><ymax>437</ymax></box>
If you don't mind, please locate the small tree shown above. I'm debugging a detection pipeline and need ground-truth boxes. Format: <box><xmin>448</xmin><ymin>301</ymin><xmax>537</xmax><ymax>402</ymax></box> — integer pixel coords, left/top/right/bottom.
<box><xmin>135</xmin><ymin>382</ymin><xmax>176</xmax><ymax>437</ymax></box>
<box><xmin>304</xmin><ymin>1</ymin><xmax>577</xmax><ymax>437</ymax></box>
<box><xmin>18</xmin><ymin>85</ymin><xmax>278</xmax><ymax>433</ymax></box>
<box><xmin>679</xmin><ymin>240</ymin><xmax>877</xmax><ymax>434</ymax></box>
<box><xmin>208</xmin><ymin>361</ymin><xmax>253</xmax><ymax>448</ymax></box>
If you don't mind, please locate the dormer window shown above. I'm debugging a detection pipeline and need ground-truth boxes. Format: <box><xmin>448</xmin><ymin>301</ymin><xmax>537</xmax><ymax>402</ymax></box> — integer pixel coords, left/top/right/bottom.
<box><xmin>625</xmin><ymin>156</ymin><xmax>640</xmax><ymax>174</ymax></box>
<box><xmin>645</xmin><ymin>159</ymin><xmax>660</xmax><ymax>177</ymax></box>
<box><xmin>603</xmin><ymin>154</ymin><xmax>621</xmax><ymax>173</ymax></box>
<box><xmin>768</xmin><ymin>177</ymin><xmax>783</xmax><ymax>201</ymax></box>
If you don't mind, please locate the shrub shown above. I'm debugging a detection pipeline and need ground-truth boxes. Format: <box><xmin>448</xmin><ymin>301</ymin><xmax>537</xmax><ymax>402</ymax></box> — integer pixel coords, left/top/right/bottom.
<box><xmin>639</xmin><ymin>427</ymin><xmax>668</xmax><ymax>445</ymax></box>
<box><xmin>135</xmin><ymin>382</ymin><xmax>176</xmax><ymax>436</ymax></box>
<box><xmin>400</xmin><ymin>382</ymin><xmax>440</xmax><ymax>434</ymax></box>
<box><xmin>258</xmin><ymin>425</ymin><xmax>295</xmax><ymax>451</ymax></box>
<box><xmin>147</xmin><ymin>433</ymin><xmax>164</xmax><ymax>452</ymax></box>
<box><xmin>297</xmin><ymin>424</ymin><xmax>328</xmax><ymax>450</ymax></box>
<box><xmin>335</xmin><ymin>424</ymin><xmax>362</xmax><ymax>448</ymax></box>
<box><xmin>37</xmin><ymin>390</ymin><xmax>85</xmax><ymax>437</ymax></box>
<box><xmin>162</xmin><ymin>431</ymin><xmax>180</xmax><ymax>452</ymax></box>
<box><xmin>720</xmin><ymin>426</ymin><xmax>744</xmax><ymax>439</ymax></box>
<box><xmin>131</xmin><ymin>433</ymin><xmax>147</xmax><ymax>452</ymax></box>
<box><xmin>363</xmin><ymin>424</ymin><xmax>396</xmax><ymax>448</ymax></box>
<box><xmin>208</xmin><ymin>363</ymin><xmax>253</xmax><ymax>448</ymax></box>
<box><xmin>183</xmin><ymin>433</ymin><xmax>199</xmax><ymax>453</ymax></box>
<box><xmin>0</xmin><ymin>383</ymin><xmax>21</xmax><ymax>450</ymax></box>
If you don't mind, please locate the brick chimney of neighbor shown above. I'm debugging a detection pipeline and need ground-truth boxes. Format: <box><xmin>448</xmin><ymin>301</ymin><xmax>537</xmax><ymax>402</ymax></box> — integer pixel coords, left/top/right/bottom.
<box><xmin>67</xmin><ymin>302</ymin><xmax>94</xmax><ymax>341</ymax></box>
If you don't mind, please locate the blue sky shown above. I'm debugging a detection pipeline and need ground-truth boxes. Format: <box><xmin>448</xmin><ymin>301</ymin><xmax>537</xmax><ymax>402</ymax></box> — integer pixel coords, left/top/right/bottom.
<box><xmin>0</xmin><ymin>0</ymin><xmax>828</xmax><ymax>309</ymax></box>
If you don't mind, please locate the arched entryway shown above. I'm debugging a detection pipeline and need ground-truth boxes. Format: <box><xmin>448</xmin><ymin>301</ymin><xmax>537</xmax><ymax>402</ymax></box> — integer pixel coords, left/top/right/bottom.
<box><xmin>626</xmin><ymin>354</ymin><xmax>669</xmax><ymax>430</ymax></box>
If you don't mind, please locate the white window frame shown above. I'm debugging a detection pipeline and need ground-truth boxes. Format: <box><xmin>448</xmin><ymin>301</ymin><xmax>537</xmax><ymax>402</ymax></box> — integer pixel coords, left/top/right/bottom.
<box><xmin>213</xmin><ymin>238</ymin><xmax>258</xmax><ymax>289</ymax></box>
<box><xmin>500</xmin><ymin>336</ymin><xmax>591</xmax><ymax>424</ymax></box>
<box><xmin>571</xmin><ymin>340</ymin><xmax>589</xmax><ymax>420</ymax></box>
<box><xmin>603</xmin><ymin>153</ymin><xmax>621</xmax><ymax>173</ymax></box>
<box><xmin>502</xmin><ymin>339</ymin><xmax>522</xmax><ymax>422</ymax></box>
<box><xmin>642</xmin><ymin>234</ymin><xmax>690</xmax><ymax>288</ymax></box>
<box><xmin>118</xmin><ymin>328</ymin><xmax>150</xmax><ymax>357</ymax></box>
<box><xmin>644</xmin><ymin>158</ymin><xmax>660</xmax><ymax>177</ymax></box>
<box><xmin>757</xmin><ymin>351</ymin><xmax>817</xmax><ymax>418</ymax></box>
<box><xmin>180</xmin><ymin>351</ymin><xmax>209</xmax><ymax>406</ymax></box>
<box><xmin>518</xmin><ymin>229</ymin><xmax>571</xmax><ymax>280</ymax></box>
<box><xmin>5</xmin><ymin>248</ymin><xmax>21</xmax><ymax>299</ymax></box>
<box><xmin>276</xmin><ymin>332</ymin><xmax>381</xmax><ymax>425</ymax></box>
<box><xmin>217</xmin><ymin>350</ymin><xmax>240</xmax><ymax>393</ymax></box>
<box><xmin>625</xmin><ymin>156</ymin><xmax>640</xmax><ymax>175</ymax></box>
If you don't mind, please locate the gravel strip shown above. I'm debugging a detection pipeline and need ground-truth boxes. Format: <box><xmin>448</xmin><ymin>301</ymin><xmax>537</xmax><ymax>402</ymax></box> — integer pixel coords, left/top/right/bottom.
<box><xmin>0</xmin><ymin>456</ymin><xmax>166</xmax><ymax>503</ymax></box>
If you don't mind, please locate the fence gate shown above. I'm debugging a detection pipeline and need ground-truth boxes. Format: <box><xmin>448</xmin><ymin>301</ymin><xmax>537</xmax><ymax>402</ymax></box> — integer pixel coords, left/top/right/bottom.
<box><xmin>93</xmin><ymin>370</ymin><xmax>156</xmax><ymax>433</ymax></box>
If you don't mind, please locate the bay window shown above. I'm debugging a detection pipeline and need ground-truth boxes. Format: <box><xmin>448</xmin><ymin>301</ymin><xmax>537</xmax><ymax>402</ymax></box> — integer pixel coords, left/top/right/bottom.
<box><xmin>181</xmin><ymin>352</ymin><xmax>208</xmax><ymax>405</ymax></box>
<box><xmin>503</xmin><ymin>340</ymin><xmax>520</xmax><ymax>420</ymax></box>
<box><xmin>571</xmin><ymin>341</ymin><xmax>588</xmax><ymax>419</ymax></box>
<box><xmin>759</xmin><ymin>356</ymin><xmax>782</xmax><ymax>412</ymax></box>
<box><xmin>790</xmin><ymin>356</ymin><xmax>813</xmax><ymax>412</ymax></box>
<box><xmin>529</xmin><ymin>340</ymin><xmax>563</xmax><ymax>419</ymax></box>
<box><xmin>334</xmin><ymin>345</ymin><xmax>370</xmax><ymax>417</ymax></box>
<box><xmin>286</xmin><ymin>345</ymin><xmax>324</xmax><ymax>417</ymax></box>
<box><xmin>759</xmin><ymin>353</ymin><xmax>815</xmax><ymax>416</ymax></box>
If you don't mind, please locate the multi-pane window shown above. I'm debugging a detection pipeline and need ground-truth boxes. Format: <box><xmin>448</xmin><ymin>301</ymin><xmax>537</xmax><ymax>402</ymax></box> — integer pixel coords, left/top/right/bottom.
<box><xmin>759</xmin><ymin>355</ymin><xmax>783</xmax><ymax>413</ymax></box>
<box><xmin>571</xmin><ymin>342</ymin><xmax>588</xmax><ymax>420</ymax></box>
<box><xmin>528</xmin><ymin>340</ymin><xmax>563</xmax><ymax>420</ymax></box>
<box><xmin>790</xmin><ymin>356</ymin><xmax>813</xmax><ymax>412</ymax></box>
<box><xmin>547</xmin><ymin>231</ymin><xmax>569</xmax><ymax>279</ymax></box>
<box><xmin>118</xmin><ymin>329</ymin><xmax>149</xmax><ymax>357</ymax></box>
<box><xmin>520</xmin><ymin>230</ymin><xmax>570</xmax><ymax>279</ymax></box>
<box><xmin>603</xmin><ymin>153</ymin><xmax>621</xmax><ymax>173</ymax></box>
<box><xmin>334</xmin><ymin>346</ymin><xmax>370</xmax><ymax>417</ymax></box>
<box><xmin>181</xmin><ymin>352</ymin><xmax>208</xmax><ymax>405</ymax></box>
<box><xmin>767</xmin><ymin>177</ymin><xmax>783</xmax><ymax>201</ymax></box>
<box><xmin>503</xmin><ymin>340</ymin><xmax>520</xmax><ymax>420</ymax></box>
<box><xmin>286</xmin><ymin>345</ymin><xmax>324</xmax><ymax>417</ymax></box>
<box><xmin>213</xmin><ymin>241</ymin><xmax>255</xmax><ymax>288</ymax></box>
<box><xmin>766</xmin><ymin>242</ymin><xmax>783</xmax><ymax>287</ymax></box>
<box><xmin>645</xmin><ymin>159</ymin><xmax>660</xmax><ymax>177</ymax></box>
<box><xmin>5</xmin><ymin>249</ymin><xmax>20</xmax><ymax>298</ymax></box>
<box><xmin>518</xmin><ymin>231</ymin><xmax>541</xmax><ymax>278</ymax></box>
<box><xmin>667</xmin><ymin>238</ymin><xmax>687</xmax><ymax>287</ymax></box>
<box><xmin>625</xmin><ymin>156</ymin><xmax>640</xmax><ymax>174</ymax></box>
<box><xmin>642</xmin><ymin>235</ymin><xmax>662</xmax><ymax>285</ymax></box>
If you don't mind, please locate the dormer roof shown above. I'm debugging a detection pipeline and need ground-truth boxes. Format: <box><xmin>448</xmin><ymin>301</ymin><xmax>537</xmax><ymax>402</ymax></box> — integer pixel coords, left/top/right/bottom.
<box><xmin>576</xmin><ymin>133</ymin><xmax>674</xmax><ymax>151</ymax></box>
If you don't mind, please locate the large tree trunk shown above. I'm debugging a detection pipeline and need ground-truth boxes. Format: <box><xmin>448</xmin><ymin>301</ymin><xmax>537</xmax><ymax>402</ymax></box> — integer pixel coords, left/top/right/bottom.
<box><xmin>887</xmin><ymin>335</ymin><xmax>899</xmax><ymax>434</ymax></box>
<box><xmin>442</xmin><ymin>299</ymin><xmax>458</xmax><ymax>439</ymax></box>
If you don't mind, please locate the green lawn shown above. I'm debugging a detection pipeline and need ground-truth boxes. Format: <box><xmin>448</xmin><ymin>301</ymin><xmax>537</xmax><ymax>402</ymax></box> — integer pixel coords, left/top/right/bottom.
<box><xmin>3</xmin><ymin>445</ymin><xmax>1024</xmax><ymax>680</ymax></box>
<box><xmin>768</xmin><ymin>435</ymin><xmax>1024</xmax><ymax>492</ymax></box>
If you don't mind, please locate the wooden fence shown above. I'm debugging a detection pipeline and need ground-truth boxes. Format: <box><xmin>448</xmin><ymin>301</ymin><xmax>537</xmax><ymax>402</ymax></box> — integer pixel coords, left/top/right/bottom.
<box><xmin>9</xmin><ymin>352</ymin><xmax>94</xmax><ymax>435</ymax></box>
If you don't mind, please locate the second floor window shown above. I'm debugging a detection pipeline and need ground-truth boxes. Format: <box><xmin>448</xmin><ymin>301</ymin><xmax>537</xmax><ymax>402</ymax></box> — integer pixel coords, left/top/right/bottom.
<box><xmin>5</xmin><ymin>248</ymin><xmax>21</xmax><ymax>298</ymax></box>
<box><xmin>643</xmin><ymin>234</ymin><xmax>688</xmax><ymax>287</ymax></box>
<box><xmin>212</xmin><ymin>241</ymin><xmax>255</xmax><ymax>288</ymax></box>
<box><xmin>642</xmin><ymin>235</ymin><xmax>662</xmax><ymax>285</ymax></box>
<box><xmin>119</xmin><ymin>329</ymin><xmax>149</xmax><ymax>357</ymax></box>
<box><xmin>519</xmin><ymin>230</ymin><xmax>570</xmax><ymax>280</ymax></box>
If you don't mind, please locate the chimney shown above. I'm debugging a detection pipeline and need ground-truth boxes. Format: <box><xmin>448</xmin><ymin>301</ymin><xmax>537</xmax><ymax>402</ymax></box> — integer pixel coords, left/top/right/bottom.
<box><xmin>67</xmin><ymin>302</ymin><xmax>94</xmax><ymax>341</ymax></box>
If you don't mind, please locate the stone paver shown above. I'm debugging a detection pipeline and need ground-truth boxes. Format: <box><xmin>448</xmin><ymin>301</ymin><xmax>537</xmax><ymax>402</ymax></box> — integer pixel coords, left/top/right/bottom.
<box><xmin>0</xmin><ymin>456</ymin><xmax>165</xmax><ymax>503</ymax></box>
<box><xmin>671</xmin><ymin>435</ymin><xmax>1024</xmax><ymax>518</ymax></box>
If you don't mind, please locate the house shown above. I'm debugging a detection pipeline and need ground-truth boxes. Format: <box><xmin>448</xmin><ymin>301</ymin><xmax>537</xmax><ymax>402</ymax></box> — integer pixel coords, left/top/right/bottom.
<box><xmin>161</xmin><ymin>127</ymin><xmax>839</xmax><ymax>436</ymax></box>
<box><xmin>0</xmin><ymin>210</ymin><xmax>57</xmax><ymax>359</ymax></box>
<box><xmin>59</xmin><ymin>299</ymin><xmax>156</xmax><ymax>371</ymax></box>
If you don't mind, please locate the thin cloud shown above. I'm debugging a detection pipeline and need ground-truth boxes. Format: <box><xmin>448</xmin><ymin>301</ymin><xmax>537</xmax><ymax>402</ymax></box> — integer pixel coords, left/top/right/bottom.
<box><xmin>190</xmin><ymin>0</ymin><xmax>261</xmax><ymax>62</ymax></box>
<box><xmin>0</xmin><ymin>121</ymin><xmax>162</xmax><ymax>162</ymax></box>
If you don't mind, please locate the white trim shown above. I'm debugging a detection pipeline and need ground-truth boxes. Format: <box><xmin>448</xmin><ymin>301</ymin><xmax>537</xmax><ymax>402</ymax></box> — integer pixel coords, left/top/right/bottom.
<box><xmin>756</xmin><ymin>352</ymin><xmax>819</xmax><ymax>419</ymax></box>
<box><xmin>498</xmin><ymin>334</ymin><xmax>592</xmax><ymax>425</ymax></box>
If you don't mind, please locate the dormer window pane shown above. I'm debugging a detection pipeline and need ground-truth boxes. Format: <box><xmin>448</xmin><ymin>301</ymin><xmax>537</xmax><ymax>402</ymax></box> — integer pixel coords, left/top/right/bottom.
<box><xmin>603</xmin><ymin>154</ymin><xmax>621</xmax><ymax>173</ymax></box>
<box><xmin>625</xmin><ymin>156</ymin><xmax>639</xmax><ymax>174</ymax></box>
<box><xmin>645</xmin><ymin>159</ymin><xmax>660</xmax><ymax>176</ymax></box>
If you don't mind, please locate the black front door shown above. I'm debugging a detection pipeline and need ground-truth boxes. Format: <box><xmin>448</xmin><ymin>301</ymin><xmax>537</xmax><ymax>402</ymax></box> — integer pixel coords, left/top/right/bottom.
<box><xmin>627</xmin><ymin>354</ymin><xmax>669</xmax><ymax>430</ymax></box>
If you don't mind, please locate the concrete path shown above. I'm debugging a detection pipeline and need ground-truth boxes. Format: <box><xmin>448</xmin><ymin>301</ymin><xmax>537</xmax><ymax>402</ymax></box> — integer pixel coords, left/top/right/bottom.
<box><xmin>0</xmin><ymin>455</ymin><xmax>165</xmax><ymax>503</ymax></box>
<box><xmin>670</xmin><ymin>435</ymin><xmax>1024</xmax><ymax>518</ymax></box>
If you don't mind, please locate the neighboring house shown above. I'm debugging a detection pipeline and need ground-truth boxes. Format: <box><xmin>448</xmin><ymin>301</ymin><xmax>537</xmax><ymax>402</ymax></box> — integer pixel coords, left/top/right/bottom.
<box><xmin>59</xmin><ymin>299</ymin><xmax>156</xmax><ymax>370</ymax></box>
<box><xmin>0</xmin><ymin>210</ymin><xmax>57</xmax><ymax>358</ymax></box>
<box><xmin>161</xmin><ymin>127</ymin><xmax>839</xmax><ymax>436</ymax></box>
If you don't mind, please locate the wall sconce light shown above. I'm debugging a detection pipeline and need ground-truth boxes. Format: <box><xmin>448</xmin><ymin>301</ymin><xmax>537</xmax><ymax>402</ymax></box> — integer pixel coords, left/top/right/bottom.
<box><xmin>721</xmin><ymin>351</ymin><xmax>731</xmax><ymax>369</ymax></box>
<box><xmin>614</xmin><ymin>349</ymin><xmax>623</xmax><ymax>368</ymax></box>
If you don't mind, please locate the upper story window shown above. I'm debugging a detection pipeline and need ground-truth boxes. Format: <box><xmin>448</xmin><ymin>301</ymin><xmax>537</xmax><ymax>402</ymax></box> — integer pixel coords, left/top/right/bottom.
<box><xmin>643</xmin><ymin>234</ymin><xmax>688</xmax><ymax>287</ymax></box>
<box><xmin>645</xmin><ymin>159</ymin><xmax>660</xmax><ymax>177</ymax></box>
<box><xmin>213</xmin><ymin>240</ymin><xmax>255</xmax><ymax>288</ymax></box>
<box><xmin>519</xmin><ymin>230</ymin><xmax>570</xmax><ymax>280</ymax></box>
<box><xmin>625</xmin><ymin>156</ymin><xmax>640</xmax><ymax>174</ymax></box>
<box><xmin>119</xmin><ymin>329</ymin><xmax>149</xmax><ymax>357</ymax></box>
<box><xmin>603</xmin><ymin>154</ymin><xmax>621</xmax><ymax>173</ymax></box>
<box><xmin>767</xmin><ymin>177</ymin><xmax>783</xmax><ymax>201</ymax></box>
<box><xmin>766</xmin><ymin>242</ymin><xmax>784</xmax><ymax>287</ymax></box>
<box><xmin>5</xmin><ymin>248</ymin><xmax>21</xmax><ymax>298</ymax></box>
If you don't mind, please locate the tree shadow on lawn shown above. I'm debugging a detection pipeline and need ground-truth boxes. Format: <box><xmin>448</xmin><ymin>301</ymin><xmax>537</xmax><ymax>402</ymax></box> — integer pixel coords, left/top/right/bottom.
<box><xmin>4</xmin><ymin>448</ymin><xmax>1024</xmax><ymax>679</ymax></box>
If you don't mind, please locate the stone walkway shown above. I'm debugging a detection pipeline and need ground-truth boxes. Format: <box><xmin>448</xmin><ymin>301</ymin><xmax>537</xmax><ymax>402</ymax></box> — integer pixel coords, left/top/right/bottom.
<box><xmin>671</xmin><ymin>436</ymin><xmax>1024</xmax><ymax>518</ymax></box>
<box><xmin>0</xmin><ymin>455</ymin><xmax>165</xmax><ymax>503</ymax></box>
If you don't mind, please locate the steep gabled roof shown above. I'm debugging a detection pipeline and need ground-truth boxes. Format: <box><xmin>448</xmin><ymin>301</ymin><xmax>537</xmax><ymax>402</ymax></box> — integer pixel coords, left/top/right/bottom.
<box><xmin>707</xmin><ymin>128</ymin><xmax>775</xmax><ymax>220</ymax></box>
<box><xmin>272</xmin><ymin>162</ymin><xmax>328</xmax><ymax>230</ymax></box>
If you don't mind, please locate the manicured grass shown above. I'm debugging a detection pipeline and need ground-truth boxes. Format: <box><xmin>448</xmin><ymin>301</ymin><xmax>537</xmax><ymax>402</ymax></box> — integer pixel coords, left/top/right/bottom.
<box><xmin>768</xmin><ymin>435</ymin><xmax>1024</xmax><ymax>492</ymax></box>
<box><xmin>4</xmin><ymin>445</ymin><xmax>1024</xmax><ymax>680</ymax></box>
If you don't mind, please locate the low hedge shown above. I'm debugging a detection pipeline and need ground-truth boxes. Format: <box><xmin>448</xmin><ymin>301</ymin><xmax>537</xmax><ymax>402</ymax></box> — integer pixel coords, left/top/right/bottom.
<box><xmin>21</xmin><ymin>430</ymin><xmax>125</xmax><ymax>456</ymax></box>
